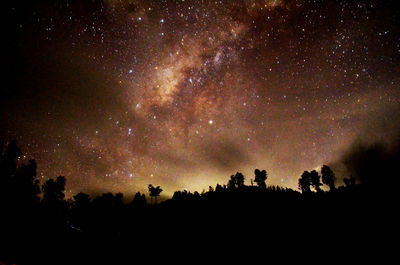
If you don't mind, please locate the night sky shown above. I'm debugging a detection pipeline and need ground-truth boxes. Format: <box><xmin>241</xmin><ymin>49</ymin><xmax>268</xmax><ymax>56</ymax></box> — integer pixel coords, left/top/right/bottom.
<box><xmin>3</xmin><ymin>0</ymin><xmax>400</xmax><ymax>198</ymax></box>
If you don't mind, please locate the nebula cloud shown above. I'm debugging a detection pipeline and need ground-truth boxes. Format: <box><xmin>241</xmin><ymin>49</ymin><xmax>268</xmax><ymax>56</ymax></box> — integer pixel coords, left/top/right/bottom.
<box><xmin>2</xmin><ymin>0</ymin><xmax>399</xmax><ymax>197</ymax></box>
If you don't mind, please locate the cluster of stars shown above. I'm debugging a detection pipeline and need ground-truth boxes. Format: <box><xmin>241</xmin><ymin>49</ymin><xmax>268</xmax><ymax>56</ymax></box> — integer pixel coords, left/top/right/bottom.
<box><xmin>3</xmin><ymin>0</ymin><xmax>399</xmax><ymax>196</ymax></box>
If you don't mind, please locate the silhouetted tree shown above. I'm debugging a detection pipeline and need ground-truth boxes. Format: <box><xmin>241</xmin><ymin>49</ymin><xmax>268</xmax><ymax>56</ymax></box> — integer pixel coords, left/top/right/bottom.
<box><xmin>0</xmin><ymin>141</ymin><xmax>21</xmax><ymax>202</ymax></box>
<box><xmin>92</xmin><ymin>192</ymin><xmax>123</xmax><ymax>209</ymax></box>
<box><xmin>73</xmin><ymin>192</ymin><xmax>90</xmax><ymax>206</ymax></box>
<box><xmin>193</xmin><ymin>191</ymin><xmax>200</xmax><ymax>199</ymax></box>
<box><xmin>228</xmin><ymin>172</ymin><xmax>245</xmax><ymax>189</ymax></box>
<box><xmin>148</xmin><ymin>184</ymin><xmax>162</xmax><ymax>204</ymax></box>
<box><xmin>321</xmin><ymin>165</ymin><xmax>336</xmax><ymax>191</ymax></box>
<box><xmin>254</xmin><ymin>169</ymin><xmax>267</xmax><ymax>189</ymax></box>
<box><xmin>42</xmin><ymin>176</ymin><xmax>66</xmax><ymax>212</ymax></box>
<box><xmin>14</xmin><ymin>159</ymin><xmax>40</xmax><ymax>206</ymax></box>
<box><xmin>309</xmin><ymin>170</ymin><xmax>322</xmax><ymax>192</ymax></box>
<box><xmin>0</xmin><ymin>140</ymin><xmax>20</xmax><ymax>178</ymax></box>
<box><xmin>132</xmin><ymin>192</ymin><xmax>146</xmax><ymax>206</ymax></box>
<box><xmin>0</xmin><ymin>142</ymin><xmax>40</xmax><ymax>211</ymax></box>
<box><xmin>215</xmin><ymin>184</ymin><xmax>223</xmax><ymax>192</ymax></box>
<box><xmin>71</xmin><ymin>192</ymin><xmax>91</xmax><ymax>230</ymax></box>
<box><xmin>298</xmin><ymin>171</ymin><xmax>311</xmax><ymax>193</ymax></box>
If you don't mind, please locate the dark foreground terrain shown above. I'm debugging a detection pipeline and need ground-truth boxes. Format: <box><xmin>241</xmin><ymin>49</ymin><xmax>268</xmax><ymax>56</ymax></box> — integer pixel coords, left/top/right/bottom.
<box><xmin>1</xmin><ymin>140</ymin><xmax>397</xmax><ymax>264</ymax></box>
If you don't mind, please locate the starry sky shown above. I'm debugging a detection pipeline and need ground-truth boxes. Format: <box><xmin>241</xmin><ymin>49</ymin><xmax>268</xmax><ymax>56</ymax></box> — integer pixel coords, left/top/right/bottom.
<box><xmin>2</xmin><ymin>0</ymin><xmax>400</xmax><ymax>198</ymax></box>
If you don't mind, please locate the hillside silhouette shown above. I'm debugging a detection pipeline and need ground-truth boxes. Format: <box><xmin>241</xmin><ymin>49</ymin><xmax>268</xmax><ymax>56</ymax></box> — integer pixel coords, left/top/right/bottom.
<box><xmin>0</xmin><ymin>140</ymin><xmax>396</xmax><ymax>264</ymax></box>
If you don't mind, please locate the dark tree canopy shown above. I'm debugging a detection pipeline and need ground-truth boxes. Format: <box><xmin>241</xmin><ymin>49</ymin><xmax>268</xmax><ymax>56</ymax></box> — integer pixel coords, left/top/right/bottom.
<box><xmin>0</xmin><ymin>141</ymin><xmax>40</xmax><ymax>209</ymax></box>
<box><xmin>254</xmin><ymin>169</ymin><xmax>268</xmax><ymax>189</ymax></box>
<box><xmin>15</xmin><ymin>159</ymin><xmax>40</xmax><ymax>205</ymax></box>
<box><xmin>148</xmin><ymin>184</ymin><xmax>163</xmax><ymax>204</ymax></box>
<box><xmin>309</xmin><ymin>170</ymin><xmax>322</xmax><ymax>192</ymax></box>
<box><xmin>298</xmin><ymin>171</ymin><xmax>311</xmax><ymax>193</ymax></box>
<box><xmin>228</xmin><ymin>172</ymin><xmax>245</xmax><ymax>189</ymax></box>
<box><xmin>42</xmin><ymin>176</ymin><xmax>67</xmax><ymax>211</ymax></box>
<box><xmin>321</xmin><ymin>165</ymin><xmax>336</xmax><ymax>191</ymax></box>
<box><xmin>132</xmin><ymin>192</ymin><xmax>146</xmax><ymax>206</ymax></box>
<box><xmin>0</xmin><ymin>140</ymin><xmax>20</xmax><ymax>178</ymax></box>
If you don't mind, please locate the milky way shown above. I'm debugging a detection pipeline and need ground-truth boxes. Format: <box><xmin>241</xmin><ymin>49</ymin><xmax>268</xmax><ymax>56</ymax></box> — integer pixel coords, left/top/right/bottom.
<box><xmin>3</xmin><ymin>0</ymin><xmax>400</xmax><ymax>197</ymax></box>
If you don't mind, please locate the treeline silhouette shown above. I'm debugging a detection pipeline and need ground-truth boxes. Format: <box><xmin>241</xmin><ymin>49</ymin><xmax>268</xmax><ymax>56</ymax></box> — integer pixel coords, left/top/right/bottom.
<box><xmin>0</xmin><ymin>140</ymin><xmax>395</xmax><ymax>264</ymax></box>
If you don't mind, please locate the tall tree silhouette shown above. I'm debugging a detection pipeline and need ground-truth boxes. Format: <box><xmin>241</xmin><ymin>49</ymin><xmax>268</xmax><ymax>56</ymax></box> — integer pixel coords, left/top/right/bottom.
<box><xmin>14</xmin><ymin>159</ymin><xmax>40</xmax><ymax>207</ymax></box>
<box><xmin>298</xmin><ymin>171</ymin><xmax>311</xmax><ymax>193</ymax></box>
<box><xmin>132</xmin><ymin>192</ymin><xmax>146</xmax><ymax>207</ymax></box>
<box><xmin>71</xmin><ymin>192</ymin><xmax>91</xmax><ymax>231</ymax></box>
<box><xmin>309</xmin><ymin>170</ymin><xmax>322</xmax><ymax>192</ymax></box>
<box><xmin>148</xmin><ymin>184</ymin><xmax>162</xmax><ymax>204</ymax></box>
<box><xmin>0</xmin><ymin>141</ymin><xmax>40</xmax><ymax>209</ymax></box>
<box><xmin>321</xmin><ymin>165</ymin><xmax>336</xmax><ymax>191</ymax></box>
<box><xmin>228</xmin><ymin>172</ymin><xmax>245</xmax><ymax>189</ymax></box>
<box><xmin>0</xmin><ymin>140</ymin><xmax>20</xmax><ymax>178</ymax></box>
<box><xmin>254</xmin><ymin>169</ymin><xmax>267</xmax><ymax>189</ymax></box>
<box><xmin>0</xmin><ymin>141</ymin><xmax>21</xmax><ymax>202</ymax></box>
<box><xmin>42</xmin><ymin>176</ymin><xmax>66</xmax><ymax>212</ymax></box>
